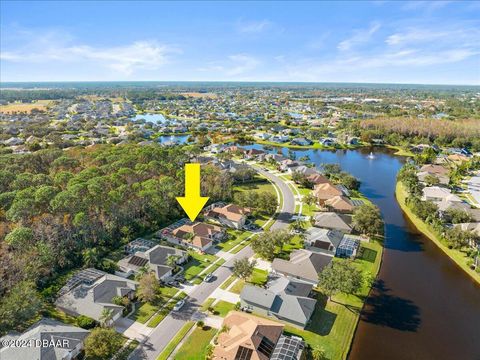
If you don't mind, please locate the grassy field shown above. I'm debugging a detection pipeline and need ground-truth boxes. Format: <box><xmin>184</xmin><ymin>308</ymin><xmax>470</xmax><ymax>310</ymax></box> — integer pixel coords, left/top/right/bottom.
<box><xmin>174</xmin><ymin>326</ymin><xmax>217</xmax><ymax>360</ymax></box>
<box><xmin>156</xmin><ymin>321</ymin><xmax>195</xmax><ymax>360</ymax></box>
<box><xmin>200</xmin><ymin>298</ymin><xmax>216</xmax><ymax>311</ymax></box>
<box><xmin>396</xmin><ymin>182</ymin><xmax>480</xmax><ymax>285</ymax></box>
<box><xmin>278</xmin><ymin>239</ymin><xmax>383</xmax><ymax>360</ymax></box>
<box><xmin>0</xmin><ymin>100</ymin><xmax>51</xmax><ymax>114</ymax></box>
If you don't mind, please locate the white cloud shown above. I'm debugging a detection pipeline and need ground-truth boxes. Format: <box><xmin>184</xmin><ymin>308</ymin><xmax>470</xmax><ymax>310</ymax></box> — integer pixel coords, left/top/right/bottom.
<box><xmin>226</xmin><ymin>54</ymin><xmax>260</xmax><ymax>76</ymax></box>
<box><xmin>337</xmin><ymin>22</ymin><xmax>381</xmax><ymax>51</ymax></box>
<box><xmin>1</xmin><ymin>29</ymin><xmax>178</xmax><ymax>75</ymax></box>
<box><xmin>236</xmin><ymin>19</ymin><xmax>272</xmax><ymax>34</ymax></box>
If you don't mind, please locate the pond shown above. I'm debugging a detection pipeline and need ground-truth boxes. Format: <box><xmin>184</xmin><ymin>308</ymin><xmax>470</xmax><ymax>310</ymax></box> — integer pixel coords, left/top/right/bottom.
<box><xmin>246</xmin><ymin>143</ymin><xmax>480</xmax><ymax>360</ymax></box>
<box><xmin>132</xmin><ymin>113</ymin><xmax>168</xmax><ymax>124</ymax></box>
<box><xmin>158</xmin><ymin>134</ymin><xmax>190</xmax><ymax>145</ymax></box>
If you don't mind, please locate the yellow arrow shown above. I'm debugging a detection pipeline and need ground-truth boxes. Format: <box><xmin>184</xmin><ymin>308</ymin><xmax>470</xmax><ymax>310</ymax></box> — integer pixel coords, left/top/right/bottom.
<box><xmin>176</xmin><ymin>163</ymin><xmax>209</xmax><ymax>222</ymax></box>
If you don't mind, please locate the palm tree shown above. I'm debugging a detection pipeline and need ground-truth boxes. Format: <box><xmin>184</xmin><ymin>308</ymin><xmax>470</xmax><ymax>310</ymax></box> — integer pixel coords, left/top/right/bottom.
<box><xmin>166</xmin><ymin>255</ymin><xmax>180</xmax><ymax>268</ymax></box>
<box><xmin>99</xmin><ymin>308</ymin><xmax>114</xmax><ymax>327</ymax></box>
<box><xmin>82</xmin><ymin>248</ymin><xmax>99</xmax><ymax>267</ymax></box>
<box><xmin>135</xmin><ymin>265</ymin><xmax>150</xmax><ymax>281</ymax></box>
<box><xmin>311</xmin><ymin>345</ymin><xmax>328</xmax><ymax>360</ymax></box>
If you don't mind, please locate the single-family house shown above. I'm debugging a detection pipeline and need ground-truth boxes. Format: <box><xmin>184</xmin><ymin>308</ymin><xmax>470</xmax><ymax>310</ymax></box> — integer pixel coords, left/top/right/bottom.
<box><xmin>279</xmin><ymin>159</ymin><xmax>300</xmax><ymax>173</ymax></box>
<box><xmin>271</xmin><ymin>249</ymin><xmax>333</xmax><ymax>285</ymax></box>
<box><xmin>117</xmin><ymin>245</ymin><xmax>187</xmax><ymax>281</ymax></box>
<box><xmin>240</xmin><ymin>277</ymin><xmax>316</xmax><ymax>329</ymax></box>
<box><xmin>245</xmin><ymin>148</ymin><xmax>266</xmax><ymax>160</ymax></box>
<box><xmin>167</xmin><ymin>221</ymin><xmax>225</xmax><ymax>251</ymax></box>
<box><xmin>324</xmin><ymin>195</ymin><xmax>355</xmax><ymax>213</ymax></box>
<box><xmin>307</xmin><ymin>173</ymin><xmax>330</xmax><ymax>186</ymax></box>
<box><xmin>314</xmin><ymin>183</ymin><xmax>344</xmax><ymax>205</ymax></box>
<box><xmin>205</xmin><ymin>203</ymin><xmax>251</xmax><ymax>229</ymax></box>
<box><xmin>312</xmin><ymin>212</ymin><xmax>352</xmax><ymax>233</ymax></box>
<box><xmin>0</xmin><ymin>318</ymin><xmax>89</xmax><ymax>360</ymax></box>
<box><xmin>213</xmin><ymin>311</ymin><xmax>305</xmax><ymax>360</ymax></box>
<box><xmin>290</xmin><ymin>137</ymin><xmax>313</xmax><ymax>146</ymax></box>
<box><xmin>55</xmin><ymin>268</ymin><xmax>137</xmax><ymax>324</ymax></box>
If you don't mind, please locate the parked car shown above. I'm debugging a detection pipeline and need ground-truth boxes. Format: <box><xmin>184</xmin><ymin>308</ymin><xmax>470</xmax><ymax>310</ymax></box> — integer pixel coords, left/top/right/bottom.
<box><xmin>241</xmin><ymin>306</ymin><xmax>252</xmax><ymax>313</ymax></box>
<box><xmin>204</xmin><ymin>273</ymin><xmax>214</xmax><ymax>282</ymax></box>
<box><xmin>173</xmin><ymin>299</ymin><xmax>185</xmax><ymax>311</ymax></box>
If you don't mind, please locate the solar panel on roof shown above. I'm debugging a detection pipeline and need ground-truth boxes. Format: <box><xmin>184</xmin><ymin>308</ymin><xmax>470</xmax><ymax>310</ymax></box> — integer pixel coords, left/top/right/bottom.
<box><xmin>235</xmin><ymin>346</ymin><xmax>253</xmax><ymax>360</ymax></box>
<box><xmin>128</xmin><ymin>255</ymin><xmax>149</xmax><ymax>267</ymax></box>
<box><xmin>257</xmin><ymin>336</ymin><xmax>275</xmax><ymax>358</ymax></box>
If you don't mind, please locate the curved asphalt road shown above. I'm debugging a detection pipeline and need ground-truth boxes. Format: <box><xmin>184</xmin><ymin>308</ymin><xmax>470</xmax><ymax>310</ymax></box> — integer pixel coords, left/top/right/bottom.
<box><xmin>129</xmin><ymin>167</ymin><xmax>295</xmax><ymax>360</ymax></box>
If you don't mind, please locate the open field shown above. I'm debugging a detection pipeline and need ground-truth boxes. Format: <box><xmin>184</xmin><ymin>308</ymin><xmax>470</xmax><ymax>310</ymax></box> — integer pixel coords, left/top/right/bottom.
<box><xmin>0</xmin><ymin>100</ymin><xmax>51</xmax><ymax>114</ymax></box>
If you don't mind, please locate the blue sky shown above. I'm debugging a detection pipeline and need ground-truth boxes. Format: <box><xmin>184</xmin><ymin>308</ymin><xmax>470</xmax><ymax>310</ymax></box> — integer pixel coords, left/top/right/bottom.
<box><xmin>1</xmin><ymin>1</ymin><xmax>479</xmax><ymax>84</ymax></box>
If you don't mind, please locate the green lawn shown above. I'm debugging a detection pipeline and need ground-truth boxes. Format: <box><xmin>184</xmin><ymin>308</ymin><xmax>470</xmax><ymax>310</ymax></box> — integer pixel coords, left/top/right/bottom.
<box><xmin>156</xmin><ymin>321</ymin><xmax>195</xmax><ymax>360</ymax></box>
<box><xmin>183</xmin><ymin>252</ymin><xmax>218</xmax><ymax>281</ymax></box>
<box><xmin>130</xmin><ymin>302</ymin><xmax>159</xmax><ymax>324</ymax></box>
<box><xmin>396</xmin><ymin>182</ymin><xmax>480</xmax><ymax>285</ymax></box>
<box><xmin>130</xmin><ymin>286</ymin><xmax>180</xmax><ymax>324</ymax></box>
<box><xmin>216</xmin><ymin>230</ymin><xmax>252</xmax><ymax>252</ymax></box>
<box><xmin>200</xmin><ymin>298</ymin><xmax>216</xmax><ymax>312</ymax></box>
<box><xmin>229</xmin><ymin>268</ymin><xmax>269</xmax><ymax>294</ymax></box>
<box><xmin>233</xmin><ymin>177</ymin><xmax>276</xmax><ymax>195</ymax></box>
<box><xmin>272</xmin><ymin>239</ymin><xmax>384</xmax><ymax>360</ymax></box>
<box><xmin>211</xmin><ymin>300</ymin><xmax>236</xmax><ymax>317</ymax></box>
<box><xmin>219</xmin><ymin>275</ymin><xmax>237</xmax><ymax>290</ymax></box>
<box><xmin>147</xmin><ymin>292</ymin><xmax>188</xmax><ymax>328</ymax></box>
<box><xmin>174</xmin><ymin>326</ymin><xmax>217</xmax><ymax>360</ymax></box>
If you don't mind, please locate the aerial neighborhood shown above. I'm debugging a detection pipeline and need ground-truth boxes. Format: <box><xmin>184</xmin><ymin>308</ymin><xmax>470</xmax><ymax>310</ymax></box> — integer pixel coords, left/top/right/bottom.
<box><xmin>0</xmin><ymin>83</ymin><xmax>479</xmax><ymax>360</ymax></box>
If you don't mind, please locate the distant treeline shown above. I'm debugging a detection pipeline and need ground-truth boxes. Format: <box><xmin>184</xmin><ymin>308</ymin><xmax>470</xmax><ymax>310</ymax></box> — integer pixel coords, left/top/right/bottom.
<box><xmin>359</xmin><ymin>117</ymin><xmax>480</xmax><ymax>149</ymax></box>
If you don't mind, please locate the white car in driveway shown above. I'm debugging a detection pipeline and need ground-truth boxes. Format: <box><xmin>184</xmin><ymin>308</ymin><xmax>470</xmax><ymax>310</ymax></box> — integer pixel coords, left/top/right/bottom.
<box><xmin>173</xmin><ymin>299</ymin><xmax>185</xmax><ymax>311</ymax></box>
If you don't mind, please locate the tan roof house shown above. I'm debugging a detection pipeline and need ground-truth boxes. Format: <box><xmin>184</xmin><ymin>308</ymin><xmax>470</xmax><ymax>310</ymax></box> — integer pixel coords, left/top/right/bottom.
<box><xmin>205</xmin><ymin>203</ymin><xmax>251</xmax><ymax>229</ymax></box>
<box><xmin>314</xmin><ymin>183</ymin><xmax>343</xmax><ymax>205</ymax></box>
<box><xmin>212</xmin><ymin>311</ymin><xmax>284</xmax><ymax>360</ymax></box>
<box><xmin>170</xmin><ymin>222</ymin><xmax>224</xmax><ymax>251</ymax></box>
<box><xmin>324</xmin><ymin>195</ymin><xmax>355</xmax><ymax>213</ymax></box>
<box><xmin>307</xmin><ymin>173</ymin><xmax>331</xmax><ymax>186</ymax></box>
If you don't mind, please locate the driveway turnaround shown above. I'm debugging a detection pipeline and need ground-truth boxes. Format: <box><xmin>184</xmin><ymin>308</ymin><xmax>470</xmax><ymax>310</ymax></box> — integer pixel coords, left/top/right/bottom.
<box><xmin>129</xmin><ymin>167</ymin><xmax>295</xmax><ymax>360</ymax></box>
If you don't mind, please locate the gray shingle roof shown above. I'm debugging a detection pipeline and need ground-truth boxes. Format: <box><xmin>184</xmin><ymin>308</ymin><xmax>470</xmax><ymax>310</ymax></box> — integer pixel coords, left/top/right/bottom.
<box><xmin>0</xmin><ymin>318</ymin><xmax>89</xmax><ymax>360</ymax></box>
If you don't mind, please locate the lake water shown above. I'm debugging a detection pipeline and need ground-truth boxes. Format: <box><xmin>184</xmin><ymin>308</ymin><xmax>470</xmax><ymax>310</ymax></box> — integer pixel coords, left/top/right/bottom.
<box><xmin>246</xmin><ymin>144</ymin><xmax>480</xmax><ymax>360</ymax></box>
<box><xmin>158</xmin><ymin>134</ymin><xmax>190</xmax><ymax>144</ymax></box>
<box><xmin>132</xmin><ymin>113</ymin><xmax>168</xmax><ymax>124</ymax></box>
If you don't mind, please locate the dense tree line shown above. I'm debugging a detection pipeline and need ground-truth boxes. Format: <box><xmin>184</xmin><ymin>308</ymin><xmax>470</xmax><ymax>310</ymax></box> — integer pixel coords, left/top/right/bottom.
<box><xmin>0</xmin><ymin>144</ymin><xmax>233</xmax><ymax>333</ymax></box>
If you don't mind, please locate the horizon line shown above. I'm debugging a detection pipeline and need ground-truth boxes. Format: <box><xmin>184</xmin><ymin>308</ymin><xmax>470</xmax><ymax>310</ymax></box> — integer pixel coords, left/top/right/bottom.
<box><xmin>1</xmin><ymin>80</ymin><xmax>479</xmax><ymax>87</ymax></box>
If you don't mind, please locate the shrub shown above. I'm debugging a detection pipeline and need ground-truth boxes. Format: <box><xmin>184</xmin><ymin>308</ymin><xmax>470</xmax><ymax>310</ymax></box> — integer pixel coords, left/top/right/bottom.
<box><xmin>77</xmin><ymin>315</ymin><xmax>97</xmax><ymax>329</ymax></box>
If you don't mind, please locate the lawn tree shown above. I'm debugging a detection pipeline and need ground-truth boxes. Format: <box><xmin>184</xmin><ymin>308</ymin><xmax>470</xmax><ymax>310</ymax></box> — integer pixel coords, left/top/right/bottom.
<box><xmin>397</xmin><ymin>164</ymin><xmax>423</xmax><ymax>197</ymax></box>
<box><xmin>0</xmin><ymin>281</ymin><xmax>44</xmax><ymax>334</ymax></box>
<box><xmin>251</xmin><ymin>232</ymin><xmax>277</xmax><ymax>260</ymax></box>
<box><xmin>423</xmin><ymin>174</ymin><xmax>440</xmax><ymax>187</ymax></box>
<box><xmin>84</xmin><ymin>327</ymin><xmax>124</xmax><ymax>360</ymax></box>
<box><xmin>137</xmin><ymin>271</ymin><xmax>159</xmax><ymax>303</ymax></box>
<box><xmin>444</xmin><ymin>227</ymin><xmax>478</xmax><ymax>249</ymax></box>
<box><xmin>444</xmin><ymin>208</ymin><xmax>473</xmax><ymax>224</ymax></box>
<box><xmin>233</xmin><ymin>257</ymin><xmax>257</xmax><ymax>280</ymax></box>
<box><xmin>352</xmin><ymin>203</ymin><xmax>384</xmax><ymax>236</ymax></box>
<box><xmin>318</xmin><ymin>261</ymin><xmax>363</xmax><ymax>300</ymax></box>
<box><xmin>303</xmin><ymin>193</ymin><xmax>317</xmax><ymax>208</ymax></box>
